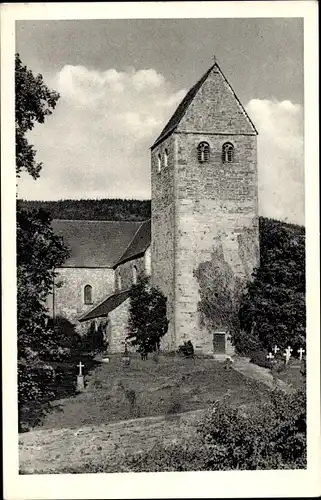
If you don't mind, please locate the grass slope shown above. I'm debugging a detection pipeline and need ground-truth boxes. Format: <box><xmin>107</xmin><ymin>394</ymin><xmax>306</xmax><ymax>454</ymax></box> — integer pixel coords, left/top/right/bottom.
<box><xmin>32</xmin><ymin>354</ymin><xmax>270</xmax><ymax>430</ymax></box>
<box><xmin>19</xmin><ymin>354</ymin><xmax>273</xmax><ymax>473</ymax></box>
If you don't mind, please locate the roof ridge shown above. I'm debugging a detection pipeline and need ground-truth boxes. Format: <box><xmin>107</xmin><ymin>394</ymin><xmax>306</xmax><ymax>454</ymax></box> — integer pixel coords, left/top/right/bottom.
<box><xmin>52</xmin><ymin>219</ymin><xmax>144</xmax><ymax>223</ymax></box>
<box><xmin>151</xmin><ymin>64</ymin><xmax>215</xmax><ymax>149</ymax></box>
<box><xmin>215</xmin><ymin>63</ymin><xmax>258</xmax><ymax>135</ymax></box>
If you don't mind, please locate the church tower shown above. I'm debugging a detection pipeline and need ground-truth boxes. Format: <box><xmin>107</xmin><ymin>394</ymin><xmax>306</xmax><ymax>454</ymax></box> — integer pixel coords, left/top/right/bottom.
<box><xmin>151</xmin><ymin>61</ymin><xmax>259</xmax><ymax>354</ymax></box>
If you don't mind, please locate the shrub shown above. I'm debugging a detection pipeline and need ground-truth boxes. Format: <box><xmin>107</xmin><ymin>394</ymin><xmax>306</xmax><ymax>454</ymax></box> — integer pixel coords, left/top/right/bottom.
<box><xmin>197</xmin><ymin>388</ymin><xmax>306</xmax><ymax>469</ymax></box>
<box><xmin>249</xmin><ymin>350</ymin><xmax>273</xmax><ymax>369</ymax></box>
<box><xmin>231</xmin><ymin>328</ymin><xmax>263</xmax><ymax>356</ymax></box>
<box><xmin>81</xmin><ymin>321</ymin><xmax>108</xmax><ymax>354</ymax></box>
<box><xmin>177</xmin><ymin>340</ymin><xmax>194</xmax><ymax>358</ymax></box>
<box><xmin>18</xmin><ymin>357</ymin><xmax>56</xmax><ymax>431</ymax></box>
<box><xmin>118</xmin><ymin>388</ymin><xmax>306</xmax><ymax>472</ymax></box>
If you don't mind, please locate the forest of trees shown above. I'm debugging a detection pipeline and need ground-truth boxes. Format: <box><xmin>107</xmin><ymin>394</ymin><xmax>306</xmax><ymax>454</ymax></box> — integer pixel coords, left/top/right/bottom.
<box><xmin>17</xmin><ymin>198</ymin><xmax>151</xmax><ymax>221</ymax></box>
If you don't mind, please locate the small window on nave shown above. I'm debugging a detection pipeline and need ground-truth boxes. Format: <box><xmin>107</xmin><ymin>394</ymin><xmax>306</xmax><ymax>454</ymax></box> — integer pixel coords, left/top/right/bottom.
<box><xmin>197</xmin><ymin>142</ymin><xmax>210</xmax><ymax>163</ymax></box>
<box><xmin>117</xmin><ymin>273</ymin><xmax>122</xmax><ymax>290</ymax></box>
<box><xmin>164</xmin><ymin>148</ymin><xmax>168</xmax><ymax>168</ymax></box>
<box><xmin>132</xmin><ymin>265</ymin><xmax>138</xmax><ymax>285</ymax></box>
<box><xmin>157</xmin><ymin>153</ymin><xmax>162</xmax><ymax>173</ymax></box>
<box><xmin>84</xmin><ymin>284</ymin><xmax>93</xmax><ymax>305</ymax></box>
<box><xmin>222</xmin><ymin>142</ymin><xmax>234</xmax><ymax>163</ymax></box>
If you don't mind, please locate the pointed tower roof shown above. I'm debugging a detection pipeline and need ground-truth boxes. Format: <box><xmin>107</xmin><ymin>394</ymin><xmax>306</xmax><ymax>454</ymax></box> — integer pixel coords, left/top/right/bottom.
<box><xmin>151</xmin><ymin>61</ymin><xmax>257</xmax><ymax>149</ymax></box>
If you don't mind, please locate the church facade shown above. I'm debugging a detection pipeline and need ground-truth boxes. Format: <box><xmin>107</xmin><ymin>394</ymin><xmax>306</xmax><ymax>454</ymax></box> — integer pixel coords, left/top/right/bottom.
<box><xmin>49</xmin><ymin>61</ymin><xmax>259</xmax><ymax>356</ymax></box>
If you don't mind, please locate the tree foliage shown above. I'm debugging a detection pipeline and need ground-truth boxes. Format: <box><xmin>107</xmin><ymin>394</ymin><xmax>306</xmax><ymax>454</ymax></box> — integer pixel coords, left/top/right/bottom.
<box><xmin>16</xmin><ymin>55</ymin><xmax>70</xmax><ymax>430</ymax></box>
<box><xmin>127</xmin><ymin>277</ymin><xmax>168</xmax><ymax>354</ymax></box>
<box><xmin>15</xmin><ymin>53</ymin><xmax>60</xmax><ymax>179</ymax></box>
<box><xmin>17</xmin><ymin>207</ymin><xmax>70</xmax><ymax>429</ymax></box>
<box><xmin>18</xmin><ymin>198</ymin><xmax>151</xmax><ymax>221</ymax></box>
<box><xmin>235</xmin><ymin>217</ymin><xmax>305</xmax><ymax>355</ymax></box>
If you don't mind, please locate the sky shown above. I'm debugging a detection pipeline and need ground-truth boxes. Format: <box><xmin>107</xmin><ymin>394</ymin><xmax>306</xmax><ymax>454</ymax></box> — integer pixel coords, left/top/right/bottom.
<box><xmin>16</xmin><ymin>18</ymin><xmax>304</xmax><ymax>224</ymax></box>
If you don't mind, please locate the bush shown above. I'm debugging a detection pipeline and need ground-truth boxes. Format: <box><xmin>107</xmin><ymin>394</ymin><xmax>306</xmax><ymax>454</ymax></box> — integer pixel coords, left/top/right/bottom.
<box><xmin>18</xmin><ymin>357</ymin><xmax>56</xmax><ymax>431</ymax></box>
<box><xmin>231</xmin><ymin>328</ymin><xmax>263</xmax><ymax>356</ymax></box>
<box><xmin>249</xmin><ymin>350</ymin><xmax>273</xmax><ymax>369</ymax></box>
<box><xmin>81</xmin><ymin>321</ymin><xmax>108</xmax><ymax>354</ymax></box>
<box><xmin>177</xmin><ymin>341</ymin><xmax>194</xmax><ymax>358</ymax></box>
<box><xmin>197</xmin><ymin>388</ymin><xmax>306</xmax><ymax>469</ymax></box>
<box><xmin>117</xmin><ymin>388</ymin><xmax>306</xmax><ymax>472</ymax></box>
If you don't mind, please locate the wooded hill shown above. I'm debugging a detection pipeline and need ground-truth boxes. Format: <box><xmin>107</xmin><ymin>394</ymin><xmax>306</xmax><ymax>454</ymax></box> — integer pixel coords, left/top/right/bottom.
<box><xmin>17</xmin><ymin>199</ymin><xmax>151</xmax><ymax>221</ymax></box>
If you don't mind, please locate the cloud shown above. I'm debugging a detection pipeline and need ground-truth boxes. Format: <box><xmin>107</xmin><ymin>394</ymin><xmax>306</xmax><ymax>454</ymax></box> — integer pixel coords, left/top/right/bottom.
<box><xmin>246</xmin><ymin>98</ymin><xmax>304</xmax><ymax>225</ymax></box>
<box><xmin>18</xmin><ymin>67</ymin><xmax>304</xmax><ymax>225</ymax></box>
<box><xmin>18</xmin><ymin>65</ymin><xmax>186</xmax><ymax>200</ymax></box>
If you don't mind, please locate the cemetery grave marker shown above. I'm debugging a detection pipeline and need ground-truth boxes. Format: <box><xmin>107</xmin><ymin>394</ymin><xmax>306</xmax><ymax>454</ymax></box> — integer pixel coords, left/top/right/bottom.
<box><xmin>297</xmin><ymin>347</ymin><xmax>305</xmax><ymax>361</ymax></box>
<box><xmin>283</xmin><ymin>346</ymin><xmax>293</xmax><ymax>364</ymax></box>
<box><xmin>77</xmin><ymin>361</ymin><xmax>85</xmax><ymax>391</ymax></box>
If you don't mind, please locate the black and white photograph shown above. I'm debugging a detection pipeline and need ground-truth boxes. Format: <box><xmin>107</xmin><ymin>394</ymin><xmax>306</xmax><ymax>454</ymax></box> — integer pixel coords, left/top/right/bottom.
<box><xmin>1</xmin><ymin>2</ymin><xmax>320</xmax><ymax>499</ymax></box>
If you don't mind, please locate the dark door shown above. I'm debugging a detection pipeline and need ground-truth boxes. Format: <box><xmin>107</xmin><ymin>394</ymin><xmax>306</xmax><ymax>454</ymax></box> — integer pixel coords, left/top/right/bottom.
<box><xmin>213</xmin><ymin>333</ymin><xmax>226</xmax><ymax>354</ymax></box>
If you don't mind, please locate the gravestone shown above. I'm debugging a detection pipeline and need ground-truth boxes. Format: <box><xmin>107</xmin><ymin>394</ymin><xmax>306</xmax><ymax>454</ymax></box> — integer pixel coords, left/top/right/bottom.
<box><xmin>77</xmin><ymin>361</ymin><xmax>85</xmax><ymax>391</ymax></box>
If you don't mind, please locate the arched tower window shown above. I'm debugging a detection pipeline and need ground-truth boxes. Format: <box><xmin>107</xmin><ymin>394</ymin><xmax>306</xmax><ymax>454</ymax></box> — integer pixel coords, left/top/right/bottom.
<box><xmin>84</xmin><ymin>284</ymin><xmax>93</xmax><ymax>305</ymax></box>
<box><xmin>164</xmin><ymin>148</ymin><xmax>168</xmax><ymax>168</ymax></box>
<box><xmin>197</xmin><ymin>142</ymin><xmax>210</xmax><ymax>163</ymax></box>
<box><xmin>117</xmin><ymin>273</ymin><xmax>122</xmax><ymax>291</ymax></box>
<box><xmin>157</xmin><ymin>153</ymin><xmax>162</xmax><ymax>173</ymax></box>
<box><xmin>132</xmin><ymin>265</ymin><xmax>138</xmax><ymax>285</ymax></box>
<box><xmin>222</xmin><ymin>142</ymin><xmax>234</xmax><ymax>163</ymax></box>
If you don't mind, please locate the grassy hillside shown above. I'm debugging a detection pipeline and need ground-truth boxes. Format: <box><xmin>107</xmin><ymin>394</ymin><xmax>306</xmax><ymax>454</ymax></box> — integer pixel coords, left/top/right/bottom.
<box><xmin>17</xmin><ymin>198</ymin><xmax>151</xmax><ymax>221</ymax></box>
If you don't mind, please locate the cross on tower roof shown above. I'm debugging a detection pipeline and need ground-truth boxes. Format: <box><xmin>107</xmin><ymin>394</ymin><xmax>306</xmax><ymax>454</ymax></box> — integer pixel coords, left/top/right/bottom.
<box><xmin>212</xmin><ymin>54</ymin><xmax>217</xmax><ymax>64</ymax></box>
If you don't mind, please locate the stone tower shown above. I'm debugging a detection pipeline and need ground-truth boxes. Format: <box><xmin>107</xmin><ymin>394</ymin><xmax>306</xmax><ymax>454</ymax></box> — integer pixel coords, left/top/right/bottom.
<box><xmin>151</xmin><ymin>61</ymin><xmax>259</xmax><ymax>354</ymax></box>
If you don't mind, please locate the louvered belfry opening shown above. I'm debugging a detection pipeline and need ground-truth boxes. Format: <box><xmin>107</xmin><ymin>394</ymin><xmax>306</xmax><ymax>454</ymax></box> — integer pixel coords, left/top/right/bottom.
<box><xmin>197</xmin><ymin>141</ymin><xmax>210</xmax><ymax>163</ymax></box>
<box><xmin>222</xmin><ymin>142</ymin><xmax>234</xmax><ymax>163</ymax></box>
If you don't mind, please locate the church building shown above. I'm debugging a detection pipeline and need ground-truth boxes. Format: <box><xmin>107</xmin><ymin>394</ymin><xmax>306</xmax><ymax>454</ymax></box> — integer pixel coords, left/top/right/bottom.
<box><xmin>49</xmin><ymin>60</ymin><xmax>259</xmax><ymax>356</ymax></box>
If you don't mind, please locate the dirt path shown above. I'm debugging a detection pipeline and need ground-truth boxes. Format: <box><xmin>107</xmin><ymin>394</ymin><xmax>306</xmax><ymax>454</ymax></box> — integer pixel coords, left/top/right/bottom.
<box><xmin>19</xmin><ymin>409</ymin><xmax>205</xmax><ymax>474</ymax></box>
<box><xmin>233</xmin><ymin>357</ymin><xmax>292</xmax><ymax>392</ymax></box>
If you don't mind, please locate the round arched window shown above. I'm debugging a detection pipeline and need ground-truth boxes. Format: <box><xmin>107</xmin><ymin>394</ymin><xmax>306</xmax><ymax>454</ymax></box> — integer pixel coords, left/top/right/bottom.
<box><xmin>84</xmin><ymin>284</ymin><xmax>93</xmax><ymax>305</ymax></box>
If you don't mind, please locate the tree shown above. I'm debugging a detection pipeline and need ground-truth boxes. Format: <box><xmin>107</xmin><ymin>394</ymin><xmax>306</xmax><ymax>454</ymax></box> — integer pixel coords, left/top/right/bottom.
<box><xmin>127</xmin><ymin>277</ymin><xmax>168</xmax><ymax>355</ymax></box>
<box><xmin>236</xmin><ymin>217</ymin><xmax>305</xmax><ymax>354</ymax></box>
<box><xmin>16</xmin><ymin>55</ymin><xmax>69</xmax><ymax>430</ymax></box>
<box><xmin>15</xmin><ymin>53</ymin><xmax>59</xmax><ymax>179</ymax></box>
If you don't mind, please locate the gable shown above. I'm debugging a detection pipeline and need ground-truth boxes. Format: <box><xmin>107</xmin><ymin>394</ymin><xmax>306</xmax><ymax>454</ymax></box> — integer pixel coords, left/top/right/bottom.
<box><xmin>151</xmin><ymin>63</ymin><xmax>257</xmax><ymax>149</ymax></box>
<box><xmin>178</xmin><ymin>64</ymin><xmax>257</xmax><ymax>135</ymax></box>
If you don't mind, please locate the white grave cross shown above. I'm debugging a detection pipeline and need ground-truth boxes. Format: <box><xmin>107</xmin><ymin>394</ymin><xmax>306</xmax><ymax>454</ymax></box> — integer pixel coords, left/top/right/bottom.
<box><xmin>283</xmin><ymin>346</ymin><xmax>293</xmax><ymax>364</ymax></box>
<box><xmin>77</xmin><ymin>361</ymin><xmax>84</xmax><ymax>376</ymax></box>
<box><xmin>297</xmin><ymin>347</ymin><xmax>305</xmax><ymax>361</ymax></box>
<box><xmin>266</xmin><ymin>352</ymin><xmax>274</xmax><ymax>361</ymax></box>
<box><xmin>273</xmin><ymin>345</ymin><xmax>280</xmax><ymax>355</ymax></box>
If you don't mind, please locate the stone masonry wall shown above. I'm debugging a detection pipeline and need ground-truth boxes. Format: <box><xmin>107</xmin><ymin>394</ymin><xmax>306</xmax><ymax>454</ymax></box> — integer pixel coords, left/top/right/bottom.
<box><xmin>114</xmin><ymin>255</ymin><xmax>146</xmax><ymax>292</ymax></box>
<box><xmin>174</xmin><ymin>132</ymin><xmax>259</xmax><ymax>353</ymax></box>
<box><xmin>107</xmin><ymin>298</ymin><xmax>131</xmax><ymax>353</ymax></box>
<box><xmin>151</xmin><ymin>135</ymin><xmax>176</xmax><ymax>350</ymax></box>
<box><xmin>47</xmin><ymin>267</ymin><xmax>115</xmax><ymax>334</ymax></box>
